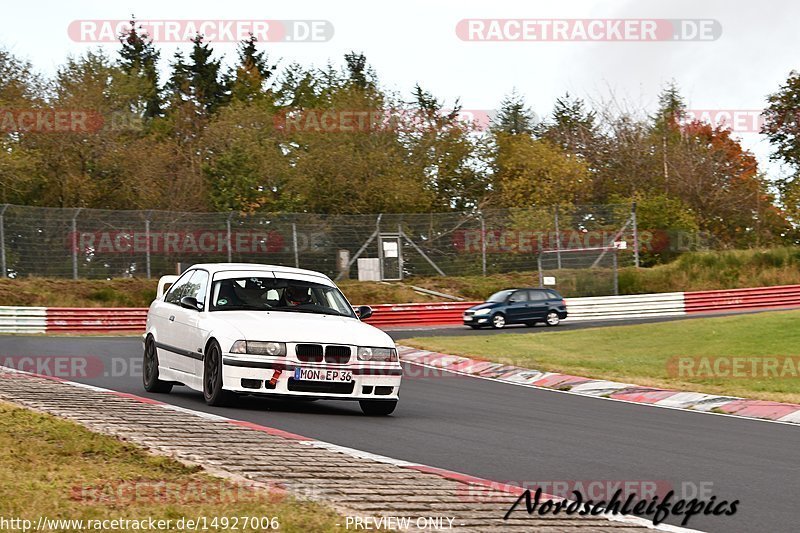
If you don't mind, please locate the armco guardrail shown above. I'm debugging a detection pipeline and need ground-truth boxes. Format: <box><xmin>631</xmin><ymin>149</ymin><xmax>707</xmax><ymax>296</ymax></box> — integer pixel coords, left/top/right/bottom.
<box><xmin>3</xmin><ymin>284</ymin><xmax>800</xmax><ymax>334</ymax></box>
<box><xmin>0</xmin><ymin>306</ymin><xmax>47</xmax><ymax>333</ymax></box>
<box><xmin>565</xmin><ymin>292</ymin><xmax>686</xmax><ymax>321</ymax></box>
<box><xmin>46</xmin><ymin>308</ymin><xmax>148</xmax><ymax>333</ymax></box>
<box><xmin>363</xmin><ymin>302</ymin><xmax>479</xmax><ymax>327</ymax></box>
<box><xmin>684</xmin><ymin>284</ymin><xmax>800</xmax><ymax>313</ymax></box>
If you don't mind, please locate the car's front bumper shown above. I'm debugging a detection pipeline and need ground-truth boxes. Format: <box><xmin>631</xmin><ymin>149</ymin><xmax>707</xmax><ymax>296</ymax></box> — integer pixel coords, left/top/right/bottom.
<box><xmin>463</xmin><ymin>312</ymin><xmax>491</xmax><ymax>326</ymax></box>
<box><xmin>221</xmin><ymin>356</ymin><xmax>402</xmax><ymax>400</ymax></box>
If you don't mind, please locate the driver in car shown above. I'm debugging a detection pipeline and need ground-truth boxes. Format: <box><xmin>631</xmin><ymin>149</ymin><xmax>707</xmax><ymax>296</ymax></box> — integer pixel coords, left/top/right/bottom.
<box><xmin>284</xmin><ymin>285</ymin><xmax>312</xmax><ymax>306</ymax></box>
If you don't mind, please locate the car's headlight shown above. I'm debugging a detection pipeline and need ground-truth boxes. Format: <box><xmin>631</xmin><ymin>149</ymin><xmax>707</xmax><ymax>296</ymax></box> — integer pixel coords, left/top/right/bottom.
<box><xmin>357</xmin><ymin>347</ymin><xmax>398</xmax><ymax>362</ymax></box>
<box><xmin>474</xmin><ymin>308</ymin><xmax>491</xmax><ymax>316</ymax></box>
<box><xmin>230</xmin><ymin>340</ymin><xmax>286</xmax><ymax>356</ymax></box>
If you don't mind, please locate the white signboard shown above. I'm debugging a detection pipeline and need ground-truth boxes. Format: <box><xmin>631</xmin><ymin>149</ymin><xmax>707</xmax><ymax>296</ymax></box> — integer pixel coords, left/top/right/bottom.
<box><xmin>383</xmin><ymin>241</ymin><xmax>399</xmax><ymax>258</ymax></box>
<box><xmin>543</xmin><ymin>276</ymin><xmax>556</xmax><ymax>286</ymax></box>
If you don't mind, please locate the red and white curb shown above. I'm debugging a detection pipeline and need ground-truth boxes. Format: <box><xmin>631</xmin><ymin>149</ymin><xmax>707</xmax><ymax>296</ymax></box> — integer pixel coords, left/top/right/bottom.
<box><xmin>0</xmin><ymin>365</ymin><xmax>699</xmax><ymax>533</ymax></box>
<box><xmin>397</xmin><ymin>346</ymin><xmax>800</xmax><ymax>426</ymax></box>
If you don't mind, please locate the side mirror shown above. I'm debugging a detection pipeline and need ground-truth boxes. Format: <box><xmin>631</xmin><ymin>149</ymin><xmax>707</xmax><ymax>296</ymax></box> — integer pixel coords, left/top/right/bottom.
<box><xmin>180</xmin><ymin>296</ymin><xmax>202</xmax><ymax>311</ymax></box>
<box><xmin>356</xmin><ymin>305</ymin><xmax>373</xmax><ymax>320</ymax></box>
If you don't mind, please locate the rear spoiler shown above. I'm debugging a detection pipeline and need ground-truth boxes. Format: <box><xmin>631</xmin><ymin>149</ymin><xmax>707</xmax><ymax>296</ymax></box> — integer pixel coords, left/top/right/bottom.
<box><xmin>157</xmin><ymin>275</ymin><xmax>179</xmax><ymax>299</ymax></box>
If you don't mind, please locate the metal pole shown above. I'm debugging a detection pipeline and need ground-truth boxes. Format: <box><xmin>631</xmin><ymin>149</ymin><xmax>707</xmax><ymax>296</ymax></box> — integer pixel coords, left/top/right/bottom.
<box><xmin>292</xmin><ymin>223</ymin><xmax>299</xmax><ymax>268</ymax></box>
<box><xmin>71</xmin><ymin>208</ymin><xmax>82</xmax><ymax>280</ymax></box>
<box><xmin>554</xmin><ymin>205</ymin><xmax>562</xmax><ymax>269</ymax></box>
<box><xmin>226</xmin><ymin>213</ymin><xmax>233</xmax><ymax>262</ymax></box>
<box><xmin>397</xmin><ymin>224</ymin><xmax>404</xmax><ymax>281</ymax></box>
<box><xmin>480</xmin><ymin>214</ymin><xmax>487</xmax><ymax>277</ymax></box>
<box><xmin>612</xmin><ymin>247</ymin><xmax>619</xmax><ymax>295</ymax></box>
<box><xmin>537</xmin><ymin>254</ymin><xmax>544</xmax><ymax>287</ymax></box>
<box><xmin>0</xmin><ymin>205</ymin><xmax>7</xmax><ymax>278</ymax></box>
<box><xmin>145</xmin><ymin>214</ymin><xmax>151</xmax><ymax>279</ymax></box>
<box><xmin>632</xmin><ymin>201</ymin><xmax>640</xmax><ymax>268</ymax></box>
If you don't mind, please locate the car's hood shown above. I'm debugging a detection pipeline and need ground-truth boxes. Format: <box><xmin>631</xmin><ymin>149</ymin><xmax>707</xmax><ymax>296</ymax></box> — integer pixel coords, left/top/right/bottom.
<box><xmin>467</xmin><ymin>302</ymin><xmax>500</xmax><ymax>312</ymax></box>
<box><xmin>210</xmin><ymin>311</ymin><xmax>394</xmax><ymax>347</ymax></box>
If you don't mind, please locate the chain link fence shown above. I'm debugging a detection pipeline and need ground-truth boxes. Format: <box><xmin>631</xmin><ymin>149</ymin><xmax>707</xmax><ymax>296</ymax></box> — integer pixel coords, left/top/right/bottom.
<box><xmin>0</xmin><ymin>204</ymin><xmax>651</xmax><ymax>290</ymax></box>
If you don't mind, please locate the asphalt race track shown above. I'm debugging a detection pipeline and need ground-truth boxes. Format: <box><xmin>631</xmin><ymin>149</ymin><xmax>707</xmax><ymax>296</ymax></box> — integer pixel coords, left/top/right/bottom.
<box><xmin>1</xmin><ymin>330</ymin><xmax>797</xmax><ymax>532</ymax></box>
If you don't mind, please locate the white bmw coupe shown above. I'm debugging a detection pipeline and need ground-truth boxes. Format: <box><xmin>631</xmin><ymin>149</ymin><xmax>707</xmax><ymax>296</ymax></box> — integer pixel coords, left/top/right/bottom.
<box><xmin>143</xmin><ymin>263</ymin><xmax>402</xmax><ymax>415</ymax></box>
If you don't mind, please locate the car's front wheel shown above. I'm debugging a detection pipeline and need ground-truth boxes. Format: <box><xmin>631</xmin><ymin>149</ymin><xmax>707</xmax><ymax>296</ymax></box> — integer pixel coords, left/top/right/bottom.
<box><xmin>143</xmin><ymin>337</ymin><xmax>173</xmax><ymax>393</ymax></box>
<box><xmin>359</xmin><ymin>400</ymin><xmax>397</xmax><ymax>416</ymax></box>
<box><xmin>491</xmin><ymin>313</ymin><xmax>506</xmax><ymax>329</ymax></box>
<box><xmin>545</xmin><ymin>311</ymin><xmax>561</xmax><ymax>326</ymax></box>
<box><xmin>203</xmin><ymin>340</ymin><xmax>235</xmax><ymax>406</ymax></box>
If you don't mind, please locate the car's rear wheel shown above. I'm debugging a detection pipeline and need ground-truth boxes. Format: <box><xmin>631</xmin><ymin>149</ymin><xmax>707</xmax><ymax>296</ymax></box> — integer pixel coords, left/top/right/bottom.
<box><xmin>491</xmin><ymin>313</ymin><xmax>506</xmax><ymax>329</ymax></box>
<box><xmin>143</xmin><ymin>337</ymin><xmax>172</xmax><ymax>393</ymax></box>
<box><xmin>203</xmin><ymin>340</ymin><xmax>235</xmax><ymax>406</ymax></box>
<box><xmin>359</xmin><ymin>400</ymin><xmax>397</xmax><ymax>416</ymax></box>
<box><xmin>545</xmin><ymin>311</ymin><xmax>561</xmax><ymax>326</ymax></box>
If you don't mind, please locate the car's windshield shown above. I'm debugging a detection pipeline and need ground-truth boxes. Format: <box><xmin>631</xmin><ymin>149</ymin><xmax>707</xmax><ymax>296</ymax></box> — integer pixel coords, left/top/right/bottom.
<box><xmin>487</xmin><ymin>290</ymin><xmax>514</xmax><ymax>302</ymax></box>
<box><xmin>209</xmin><ymin>276</ymin><xmax>355</xmax><ymax>318</ymax></box>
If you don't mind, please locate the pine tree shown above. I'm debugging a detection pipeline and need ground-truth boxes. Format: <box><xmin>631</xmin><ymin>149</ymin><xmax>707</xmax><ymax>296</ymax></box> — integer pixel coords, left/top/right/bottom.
<box><xmin>539</xmin><ymin>93</ymin><xmax>599</xmax><ymax>158</ymax></box>
<box><xmin>118</xmin><ymin>16</ymin><xmax>161</xmax><ymax>118</ymax></box>
<box><xmin>230</xmin><ymin>34</ymin><xmax>277</xmax><ymax>102</ymax></box>
<box><xmin>492</xmin><ymin>90</ymin><xmax>536</xmax><ymax>135</ymax></box>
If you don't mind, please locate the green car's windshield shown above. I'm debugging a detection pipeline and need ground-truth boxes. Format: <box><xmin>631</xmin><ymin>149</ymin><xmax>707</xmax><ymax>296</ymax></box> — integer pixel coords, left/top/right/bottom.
<box><xmin>487</xmin><ymin>290</ymin><xmax>514</xmax><ymax>303</ymax></box>
<box><xmin>209</xmin><ymin>276</ymin><xmax>356</xmax><ymax>318</ymax></box>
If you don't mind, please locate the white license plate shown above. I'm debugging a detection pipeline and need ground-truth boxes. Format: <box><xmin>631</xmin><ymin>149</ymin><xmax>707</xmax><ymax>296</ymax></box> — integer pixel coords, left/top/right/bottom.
<box><xmin>293</xmin><ymin>368</ymin><xmax>353</xmax><ymax>382</ymax></box>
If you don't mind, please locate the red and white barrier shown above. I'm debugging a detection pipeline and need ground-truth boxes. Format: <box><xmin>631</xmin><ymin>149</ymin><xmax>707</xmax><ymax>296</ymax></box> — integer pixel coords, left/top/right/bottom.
<box><xmin>2</xmin><ymin>283</ymin><xmax>800</xmax><ymax>334</ymax></box>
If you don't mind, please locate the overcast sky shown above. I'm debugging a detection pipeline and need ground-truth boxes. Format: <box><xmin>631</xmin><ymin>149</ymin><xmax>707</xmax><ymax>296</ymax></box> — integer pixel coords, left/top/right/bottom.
<box><xmin>3</xmin><ymin>0</ymin><xmax>798</xmax><ymax>178</ymax></box>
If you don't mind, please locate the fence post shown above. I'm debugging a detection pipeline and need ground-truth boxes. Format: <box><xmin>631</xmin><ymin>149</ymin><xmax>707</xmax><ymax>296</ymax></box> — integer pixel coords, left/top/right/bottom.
<box><xmin>71</xmin><ymin>208</ymin><xmax>82</xmax><ymax>280</ymax></box>
<box><xmin>292</xmin><ymin>223</ymin><xmax>300</xmax><ymax>268</ymax></box>
<box><xmin>226</xmin><ymin>213</ymin><xmax>233</xmax><ymax>263</ymax></box>
<box><xmin>480</xmin><ymin>214</ymin><xmax>487</xmax><ymax>277</ymax></box>
<box><xmin>632</xmin><ymin>201</ymin><xmax>640</xmax><ymax>268</ymax></box>
<box><xmin>537</xmin><ymin>254</ymin><xmax>544</xmax><ymax>287</ymax></box>
<box><xmin>612</xmin><ymin>247</ymin><xmax>619</xmax><ymax>295</ymax></box>
<box><xmin>0</xmin><ymin>204</ymin><xmax>7</xmax><ymax>278</ymax></box>
<box><xmin>145</xmin><ymin>212</ymin><xmax>152</xmax><ymax>279</ymax></box>
<box><xmin>554</xmin><ymin>205</ymin><xmax>562</xmax><ymax>269</ymax></box>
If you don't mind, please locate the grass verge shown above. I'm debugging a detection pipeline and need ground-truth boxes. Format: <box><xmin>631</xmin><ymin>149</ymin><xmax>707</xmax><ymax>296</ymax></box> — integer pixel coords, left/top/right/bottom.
<box><xmin>404</xmin><ymin>310</ymin><xmax>800</xmax><ymax>404</ymax></box>
<box><xmin>0</xmin><ymin>401</ymin><xmax>354</xmax><ymax>532</ymax></box>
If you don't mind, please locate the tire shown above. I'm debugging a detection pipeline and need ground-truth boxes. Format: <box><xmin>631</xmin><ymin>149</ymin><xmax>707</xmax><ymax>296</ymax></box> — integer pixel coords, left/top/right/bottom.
<box><xmin>359</xmin><ymin>400</ymin><xmax>397</xmax><ymax>416</ymax></box>
<box><xmin>203</xmin><ymin>340</ymin><xmax>235</xmax><ymax>406</ymax></box>
<box><xmin>491</xmin><ymin>313</ymin><xmax>506</xmax><ymax>329</ymax></box>
<box><xmin>545</xmin><ymin>311</ymin><xmax>561</xmax><ymax>327</ymax></box>
<box><xmin>143</xmin><ymin>337</ymin><xmax>173</xmax><ymax>393</ymax></box>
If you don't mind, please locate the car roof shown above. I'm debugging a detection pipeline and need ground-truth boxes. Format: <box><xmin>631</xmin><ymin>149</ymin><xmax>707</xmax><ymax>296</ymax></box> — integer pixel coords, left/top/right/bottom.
<box><xmin>186</xmin><ymin>263</ymin><xmax>333</xmax><ymax>281</ymax></box>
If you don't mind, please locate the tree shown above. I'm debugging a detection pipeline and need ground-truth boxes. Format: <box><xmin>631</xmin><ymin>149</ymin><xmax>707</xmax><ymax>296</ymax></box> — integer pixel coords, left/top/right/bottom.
<box><xmin>538</xmin><ymin>93</ymin><xmax>601</xmax><ymax>160</ymax></box>
<box><xmin>491</xmin><ymin>133</ymin><xmax>591</xmax><ymax>208</ymax></box>
<box><xmin>492</xmin><ymin>90</ymin><xmax>536</xmax><ymax>135</ymax></box>
<box><xmin>762</xmin><ymin>70</ymin><xmax>800</xmax><ymax>226</ymax></box>
<box><xmin>166</xmin><ymin>35</ymin><xmax>227</xmax><ymax>114</ymax></box>
<box><xmin>118</xmin><ymin>16</ymin><xmax>161</xmax><ymax>118</ymax></box>
<box><xmin>229</xmin><ymin>34</ymin><xmax>278</xmax><ymax>103</ymax></box>
<box><xmin>404</xmin><ymin>85</ymin><xmax>488</xmax><ymax>210</ymax></box>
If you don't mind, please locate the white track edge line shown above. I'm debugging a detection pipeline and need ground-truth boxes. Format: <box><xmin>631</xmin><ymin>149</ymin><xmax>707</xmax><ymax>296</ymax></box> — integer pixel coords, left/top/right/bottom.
<box><xmin>401</xmin><ymin>359</ymin><xmax>800</xmax><ymax>428</ymax></box>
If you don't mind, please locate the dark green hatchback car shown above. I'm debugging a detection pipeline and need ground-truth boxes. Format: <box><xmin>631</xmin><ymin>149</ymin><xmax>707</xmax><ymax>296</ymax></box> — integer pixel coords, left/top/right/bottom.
<box><xmin>462</xmin><ymin>288</ymin><xmax>568</xmax><ymax>329</ymax></box>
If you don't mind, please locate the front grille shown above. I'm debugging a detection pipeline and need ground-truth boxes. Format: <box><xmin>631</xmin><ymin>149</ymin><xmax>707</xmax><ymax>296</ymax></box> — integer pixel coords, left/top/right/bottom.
<box><xmin>296</xmin><ymin>344</ymin><xmax>323</xmax><ymax>362</ymax></box>
<box><xmin>287</xmin><ymin>378</ymin><xmax>355</xmax><ymax>394</ymax></box>
<box><xmin>325</xmin><ymin>345</ymin><xmax>351</xmax><ymax>364</ymax></box>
